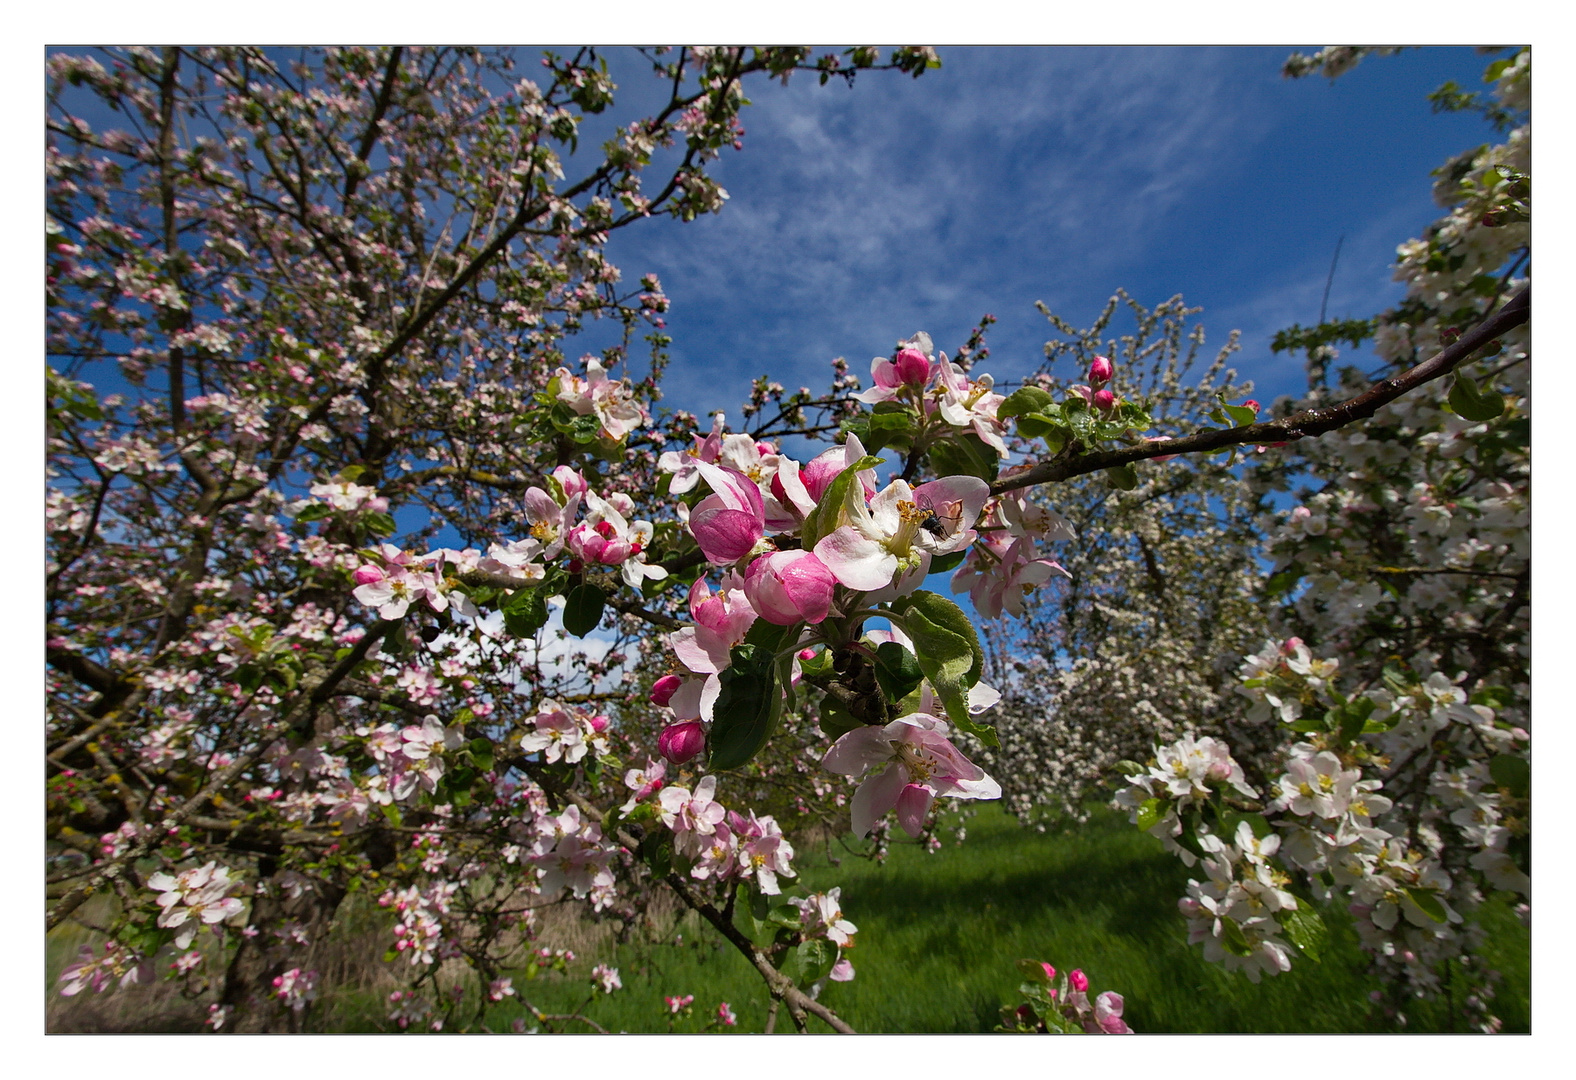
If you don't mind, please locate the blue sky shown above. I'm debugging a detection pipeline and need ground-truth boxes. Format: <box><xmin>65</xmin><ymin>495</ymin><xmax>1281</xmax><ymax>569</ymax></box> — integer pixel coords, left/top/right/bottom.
<box><xmin>581</xmin><ymin>46</ymin><xmax>1511</xmax><ymax>423</ymax></box>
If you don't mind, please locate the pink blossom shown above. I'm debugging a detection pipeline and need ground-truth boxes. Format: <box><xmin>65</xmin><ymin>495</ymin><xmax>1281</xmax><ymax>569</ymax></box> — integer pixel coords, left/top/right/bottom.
<box><xmin>352</xmin><ymin>564</ymin><xmax>384</xmax><ymax>586</ymax></box>
<box><xmin>797</xmin><ymin>433</ymin><xmax>878</xmax><ymax>504</ymax></box>
<box><xmin>1093</xmin><ymin>990</ymin><xmax>1133</xmax><ymax>1034</ymax></box>
<box><xmin>1088</xmin><ymin>355</ymin><xmax>1114</xmax><ymax>386</ymax></box>
<box><xmin>744</xmin><ymin>549</ymin><xmax>837</xmax><ymax>625</ymax></box>
<box><xmin>666</xmin><ymin>994</ymin><xmax>694</xmax><ymax>1014</ymax></box>
<box><xmin>689</xmin><ymin>462</ymin><xmax>766</xmax><ymax>564</ymax></box>
<box><xmin>717</xmin><ymin>1001</ymin><xmax>738</xmax><ymax>1026</ymax></box>
<box><xmin>822</xmin><ymin>715</ymin><xmax>1002</xmax><ymax>838</ymax></box>
<box><xmin>1091</xmin><ymin>388</ymin><xmax>1117</xmax><ymax>414</ymax></box>
<box><xmin>1069</xmin><ymin>968</ymin><xmax>1089</xmax><ymax>992</ymax></box>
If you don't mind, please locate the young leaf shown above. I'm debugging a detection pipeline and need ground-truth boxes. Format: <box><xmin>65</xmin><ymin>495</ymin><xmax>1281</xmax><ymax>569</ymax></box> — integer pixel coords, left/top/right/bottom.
<box><xmin>1280</xmin><ymin>905</ymin><xmax>1328</xmax><ymax>962</ymax></box>
<box><xmin>708</xmin><ymin>644</ymin><xmax>781</xmax><ymax>770</ymax></box>
<box><xmin>562</xmin><ymin>583</ymin><xmax>606</xmax><ymax>638</ymax></box>
<box><xmin>1135</xmin><ymin>797</ymin><xmax>1164</xmax><ymax>832</ymax></box>
<box><xmin>1404</xmin><ymin>887</ymin><xmax>1449</xmax><ymax>923</ymax></box>
<box><xmin>1448</xmin><ymin>371</ymin><xmax>1505</xmax><ymax>422</ymax></box>
<box><xmin>998</xmin><ymin>386</ymin><xmax>1056</xmax><ymax>420</ymax></box>
<box><xmin>801</xmin><ymin>454</ymin><xmax>885</xmax><ymax>549</ymax></box>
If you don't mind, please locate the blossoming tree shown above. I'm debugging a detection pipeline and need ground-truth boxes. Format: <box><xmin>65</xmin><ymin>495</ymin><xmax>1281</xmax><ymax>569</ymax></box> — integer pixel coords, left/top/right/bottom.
<box><xmin>46</xmin><ymin>44</ymin><xmax>1529</xmax><ymax>1033</ymax></box>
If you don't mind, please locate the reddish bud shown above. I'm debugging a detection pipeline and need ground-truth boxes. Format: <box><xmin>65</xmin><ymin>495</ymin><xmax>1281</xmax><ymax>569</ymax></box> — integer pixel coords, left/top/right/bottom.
<box><xmin>1069</xmin><ymin>969</ymin><xmax>1089</xmax><ymax>992</ymax></box>
<box><xmin>1088</xmin><ymin>355</ymin><xmax>1114</xmax><ymax>386</ymax></box>
<box><xmin>352</xmin><ymin>564</ymin><xmax>385</xmax><ymax>586</ymax></box>
<box><xmin>1242</xmin><ymin>399</ymin><xmax>1260</xmax><ymax>413</ymax></box>
<box><xmin>657</xmin><ymin>721</ymin><xmax>706</xmax><ymax>765</ymax></box>
<box><xmin>1091</xmin><ymin>388</ymin><xmax>1117</xmax><ymax>414</ymax></box>
<box><xmin>588</xmin><ymin>715</ymin><xmax>610</xmax><ymax>733</ymax></box>
<box><xmin>649</xmin><ymin>674</ymin><xmax>683</xmax><ymax>707</ymax></box>
<box><xmin>893</xmin><ymin>347</ymin><xmax>931</xmax><ymax>386</ymax></box>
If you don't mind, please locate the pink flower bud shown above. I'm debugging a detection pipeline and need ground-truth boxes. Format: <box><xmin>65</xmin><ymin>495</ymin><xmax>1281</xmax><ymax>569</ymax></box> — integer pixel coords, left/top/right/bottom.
<box><xmin>352</xmin><ymin>564</ymin><xmax>385</xmax><ymax>586</ymax></box>
<box><xmin>893</xmin><ymin>347</ymin><xmax>931</xmax><ymax>386</ymax></box>
<box><xmin>551</xmin><ymin>465</ymin><xmax>589</xmax><ymax>500</ymax></box>
<box><xmin>1039</xmin><ymin>962</ymin><xmax>1057</xmax><ymax>983</ymax></box>
<box><xmin>1068</xmin><ymin>969</ymin><xmax>1089</xmax><ymax>993</ymax></box>
<box><xmin>1242</xmin><ymin>399</ymin><xmax>1260</xmax><ymax>413</ymax></box>
<box><xmin>1088</xmin><ymin>355</ymin><xmax>1114</xmax><ymax>386</ymax></box>
<box><xmin>649</xmin><ymin>674</ymin><xmax>683</xmax><ymax>707</ymax></box>
<box><xmin>798</xmin><ymin>648</ymin><xmax>818</xmax><ymax>662</ymax></box>
<box><xmin>657</xmin><ymin>721</ymin><xmax>706</xmax><ymax>765</ymax></box>
<box><xmin>1091</xmin><ymin>388</ymin><xmax>1117</xmax><ymax>414</ymax></box>
<box><xmin>588</xmin><ymin>715</ymin><xmax>610</xmax><ymax>733</ymax></box>
<box><xmin>744</xmin><ymin>550</ymin><xmax>837</xmax><ymax>626</ymax></box>
<box><xmin>1281</xmin><ymin>637</ymin><xmax>1303</xmax><ymax>654</ymax></box>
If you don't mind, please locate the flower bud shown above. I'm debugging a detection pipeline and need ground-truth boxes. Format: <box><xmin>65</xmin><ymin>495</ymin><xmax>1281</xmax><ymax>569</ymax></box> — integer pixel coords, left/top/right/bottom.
<box><xmin>649</xmin><ymin>674</ymin><xmax>683</xmax><ymax>707</ymax></box>
<box><xmin>1088</xmin><ymin>355</ymin><xmax>1114</xmax><ymax>386</ymax></box>
<box><xmin>352</xmin><ymin>564</ymin><xmax>385</xmax><ymax>586</ymax></box>
<box><xmin>893</xmin><ymin>347</ymin><xmax>931</xmax><ymax>387</ymax></box>
<box><xmin>1040</xmin><ymin>962</ymin><xmax>1057</xmax><ymax>983</ymax></box>
<box><xmin>1242</xmin><ymin>399</ymin><xmax>1260</xmax><ymax>414</ymax></box>
<box><xmin>1068</xmin><ymin>969</ymin><xmax>1089</xmax><ymax>993</ymax></box>
<box><xmin>744</xmin><ymin>549</ymin><xmax>837</xmax><ymax>626</ymax></box>
<box><xmin>798</xmin><ymin>648</ymin><xmax>818</xmax><ymax>663</ymax></box>
<box><xmin>657</xmin><ymin>721</ymin><xmax>705</xmax><ymax>765</ymax></box>
<box><xmin>587</xmin><ymin>715</ymin><xmax>610</xmax><ymax>733</ymax></box>
<box><xmin>1091</xmin><ymin>388</ymin><xmax>1117</xmax><ymax>414</ymax></box>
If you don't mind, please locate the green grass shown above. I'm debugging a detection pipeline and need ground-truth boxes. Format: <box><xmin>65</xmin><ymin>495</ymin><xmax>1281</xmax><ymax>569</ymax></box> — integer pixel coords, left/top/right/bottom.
<box><xmin>492</xmin><ymin>805</ymin><xmax>1529</xmax><ymax>1034</ymax></box>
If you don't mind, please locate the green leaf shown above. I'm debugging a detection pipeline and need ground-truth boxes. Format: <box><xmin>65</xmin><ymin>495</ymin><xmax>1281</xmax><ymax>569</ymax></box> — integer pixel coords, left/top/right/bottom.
<box><xmin>926</xmin><ymin>548</ymin><xmax>968</xmax><ymax>576</ymax></box>
<box><xmin>708</xmin><ymin>644</ymin><xmax>780</xmax><ymax>770</ymax></box>
<box><xmin>1015</xmin><ymin>958</ymin><xmax>1054</xmax><ymax>983</ymax></box>
<box><xmin>801</xmin><ymin>453</ymin><xmax>885</xmax><ymax>549</ymax></box>
<box><xmin>783</xmin><ymin>938</ymin><xmax>838</xmax><ymax>986</ymax></box>
<box><xmin>1471</xmin><ymin>685</ymin><xmax>1514</xmax><ymax>709</ymax></box>
<box><xmin>294</xmin><ymin>502</ymin><xmax>333</xmax><ymax>523</ymax></box>
<box><xmin>1489</xmin><ymin>754</ymin><xmax>1530</xmax><ymax>797</ymax></box>
<box><xmin>469</xmin><ymin>737</ymin><xmax>495</xmax><ymax>773</ymax></box>
<box><xmin>1219</xmin><ymin>917</ymin><xmax>1255</xmax><ymax>957</ymax></box>
<box><xmin>1222</xmin><ymin>403</ymin><xmax>1258</xmax><ymax>427</ymax></box>
<box><xmin>1448</xmin><ymin>371</ymin><xmax>1505</xmax><ymax>422</ymax></box>
<box><xmin>1280</xmin><ymin>905</ymin><xmax>1328</xmax><ymax>962</ymax></box>
<box><xmin>928</xmin><ymin>432</ymin><xmax>999</xmax><ymax>482</ymax></box>
<box><xmin>502</xmin><ymin>586</ymin><xmax>550</xmax><ymax>637</ymax></box>
<box><xmin>864</xmin><ymin>407</ymin><xmax>918</xmax><ymax>455</ymax></box>
<box><xmin>1405</xmin><ymin>887</ymin><xmax>1449</xmax><ymax>924</ymax></box>
<box><xmin>1135</xmin><ymin>798</ymin><xmax>1164</xmax><ymax>832</ymax></box>
<box><xmin>998</xmin><ymin>386</ymin><xmax>1056</xmax><ymax>420</ymax></box>
<box><xmin>562</xmin><ymin>583</ymin><xmax>606</xmax><ymax>638</ymax></box>
<box><xmin>640</xmin><ymin>832</ymin><xmax>673</xmax><ymax>879</ymax></box>
<box><xmin>1106</xmin><ymin>464</ymin><xmax>1138</xmax><ymax>491</ymax></box>
<box><xmin>1265</xmin><ymin>565</ymin><xmax>1304</xmax><ymax>597</ymax></box>
<box><xmin>362</xmin><ymin>511</ymin><xmax>397</xmax><ymax>537</ymax></box>
<box><xmin>816</xmin><ymin>696</ymin><xmax>865</xmax><ymax>740</ymax></box>
<box><xmin>873</xmin><ymin>641</ymin><xmax>925</xmax><ymax>705</ymax></box>
<box><xmin>894</xmin><ymin>591</ymin><xmax>994</xmax><ymax>744</ymax></box>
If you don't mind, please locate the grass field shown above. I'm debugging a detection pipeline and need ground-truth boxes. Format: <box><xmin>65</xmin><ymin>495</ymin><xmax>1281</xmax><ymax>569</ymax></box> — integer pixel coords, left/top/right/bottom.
<box><xmin>472</xmin><ymin>804</ymin><xmax>1531</xmax><ymax>1034</ymax></box>
<box><xmin>47</xmin><ymin>805</ymin><xmax>1530</xmax><ymax>1033</ymax></box>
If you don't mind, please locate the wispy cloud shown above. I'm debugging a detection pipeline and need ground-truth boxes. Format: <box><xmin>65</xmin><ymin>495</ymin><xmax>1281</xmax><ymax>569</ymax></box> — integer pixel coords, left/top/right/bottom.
<box><xmin>597</xmin><ymin>46</ymin><xmax>1497</xmax><ymax>424</ymax></box>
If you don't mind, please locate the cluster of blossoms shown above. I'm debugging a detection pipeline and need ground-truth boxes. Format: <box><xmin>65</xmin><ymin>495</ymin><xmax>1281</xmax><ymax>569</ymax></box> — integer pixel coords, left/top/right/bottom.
<box><xmin>58</xmin><ymin>941</ymin><xmax>155</xmax><ymax>997</ymax></box>
<box><xmin>999</xmin><ymin>962</ymin><xmax>1133</xmax><ymax>1034</ymax></box>
<box><xmin>379</xmin><ymin>881</ymin><xmax>461</xmax><ymax>966</ymax></box>
<box><xmin>147</xmin><ymin>861</ymin><xmax>247</xmax><ymax>949</ymax></box>
<box><xmin>1116</xmin><ymin>631</ymin><xmax>1527</xmax><ymax>1012</ymax></box>
<box><xmin>355</xmin><ymin>715</ymin><xmax>464</xmax><ymax>802</ymax></box>
<box><xmin>350</xmin><ymin>462</ymin><xmax>668</xmax><ymax>624</ymax></box>
<box><xmin>789</xmin><ymin>887</ymin><xmax>858</xmax><ymax>983</ymax></box>
<box><xmin>271</xmin><ymin>967</ymin><xmax>319</xmax><ymax>1012</ymax></box>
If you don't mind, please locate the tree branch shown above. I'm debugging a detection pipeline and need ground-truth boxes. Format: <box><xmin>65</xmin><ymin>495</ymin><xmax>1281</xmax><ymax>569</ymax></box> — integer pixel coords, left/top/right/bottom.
<box><xmin>991</xmin><ymin>286</ymin><xmax>1528</xmax><ymax>496</ymax></box>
